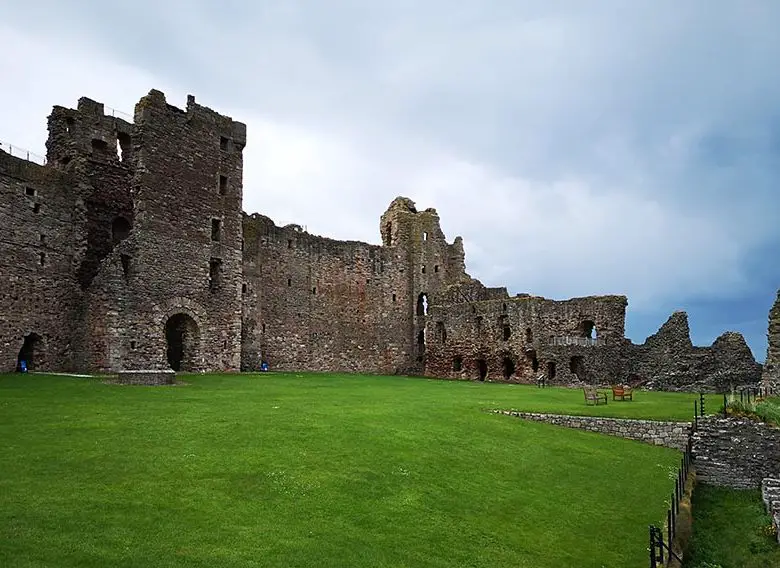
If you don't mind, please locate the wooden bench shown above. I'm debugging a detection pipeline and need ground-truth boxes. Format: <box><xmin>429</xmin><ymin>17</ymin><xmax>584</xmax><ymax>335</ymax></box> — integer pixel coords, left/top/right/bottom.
<box><xmin>584</xmin><ymin>386</ymin><xmax>608</xmax><ymax>406</ymax></box>
<box><xmin>612</xmin><ymin>385</ymin><xmax>633</xmax><ymax>401</ymax></box>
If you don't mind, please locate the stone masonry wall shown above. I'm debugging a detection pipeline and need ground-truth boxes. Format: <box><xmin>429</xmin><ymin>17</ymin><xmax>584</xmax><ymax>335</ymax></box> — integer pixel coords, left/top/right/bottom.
<box><xmin>79</xmin><ymin>91</ymin><xmax>246</xmax><ymax>372</ymax></box>
<box><xmin>0</xmin><ymin>87</ymin><xmax>766</xmax><ymax>382</ymax></box>
<box><xmin>693</xmin><ymin>416</ymin><xmax>780</xmax><ymax>489</ymax></box>
<box><xmin>494</xmin><ymin>410</ymin><xmax>692</xmax><ymax>450</ymax></box>
<box><xmin>764</xmin><ymin>290</ymin><xmax>780</xmax><ymax>385</ymax></box>
<box><xmin>241</xmin><ymin>197</ymin><xmax>468</xmax><ymax>374</ymax></box>
<box><xmin>424</xmin><ymin>283</ymin><xmax>629</xmax><ymax>385</ymax></box>
<box><xmin>0</xmin><ymin>149</ymin><xmax>82</xmax><ymax>372</ymax></box>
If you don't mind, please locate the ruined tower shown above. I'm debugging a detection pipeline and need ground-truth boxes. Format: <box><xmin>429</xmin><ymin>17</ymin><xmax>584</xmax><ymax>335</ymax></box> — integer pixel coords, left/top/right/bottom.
<box><xmin>764</xmin><ymin>289</ymin><xmax>780</xmax><ymax>385</ymax></box>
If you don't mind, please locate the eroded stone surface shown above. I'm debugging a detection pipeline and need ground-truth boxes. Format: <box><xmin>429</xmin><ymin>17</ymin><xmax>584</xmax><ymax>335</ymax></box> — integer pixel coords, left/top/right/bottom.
<box><xmin>0</xmin><ymin>88</ymin><xmax>766</xmax><ymax>389</ymax></box>
<box><xmin>765</xmin><ymin>290</ymin><xmax>780</xmax><ymax>386</ymax></box>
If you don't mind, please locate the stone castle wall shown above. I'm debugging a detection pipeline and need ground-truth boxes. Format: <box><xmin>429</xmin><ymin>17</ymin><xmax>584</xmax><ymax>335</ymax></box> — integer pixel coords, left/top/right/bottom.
<box><xmin>494</xmin><ymin>410</ymin><xmax>692</xmax><ymax>451</ymax></box>
<box><xmin>0</xmin><ymin>88</ymin><xmax>767</xmax><ymax>390</ymax></box>
<box><xmin>693</xmin><ymin>416</ymin><xmax>780</xmax><ymax>489</ymax></box>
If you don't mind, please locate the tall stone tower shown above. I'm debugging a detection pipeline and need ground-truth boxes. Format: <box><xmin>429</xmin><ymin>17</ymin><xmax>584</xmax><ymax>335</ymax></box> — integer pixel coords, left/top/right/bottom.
<box><xmin>764</xmin><ymin>289</ymin><xmax>780</xmax><ymax>386</ymax></box>
<box><xmin>70</xmin><ymin>90</ymin><xmax>246</xmax><ymax>372</ymax></box>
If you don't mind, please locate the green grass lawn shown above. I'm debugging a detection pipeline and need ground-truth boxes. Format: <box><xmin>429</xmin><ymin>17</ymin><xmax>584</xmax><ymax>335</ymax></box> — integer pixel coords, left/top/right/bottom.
<box><xmin>683</xmin><ymin>485</ymin><xmax>780</xmax><ymax>568</ymax></box>
<box><xmin>0</xmin><ymin>372</ymin><xmax>701</xmax><ymax>567</ymax></box>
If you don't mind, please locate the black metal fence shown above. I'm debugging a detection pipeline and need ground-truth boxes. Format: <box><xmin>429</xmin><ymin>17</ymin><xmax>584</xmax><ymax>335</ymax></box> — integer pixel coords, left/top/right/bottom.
<box><xmin>648</xmin><ymin>395</ymin><xmax>704</xmax><ymax>567</ymax></box>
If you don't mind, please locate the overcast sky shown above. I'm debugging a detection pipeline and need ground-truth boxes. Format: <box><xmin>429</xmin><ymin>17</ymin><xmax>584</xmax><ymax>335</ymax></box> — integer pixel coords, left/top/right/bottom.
<box><xmin>1</xmin><ymin>1</ymin><xmax>778</xmax><ymax>360</ymax></box>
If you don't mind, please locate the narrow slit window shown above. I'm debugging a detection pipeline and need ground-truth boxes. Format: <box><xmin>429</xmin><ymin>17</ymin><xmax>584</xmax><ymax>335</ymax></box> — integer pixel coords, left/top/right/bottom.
<box><xmin>211</xmin><ymin>219</ymin><xmax>221</xmax><ymax>242</ymax></box>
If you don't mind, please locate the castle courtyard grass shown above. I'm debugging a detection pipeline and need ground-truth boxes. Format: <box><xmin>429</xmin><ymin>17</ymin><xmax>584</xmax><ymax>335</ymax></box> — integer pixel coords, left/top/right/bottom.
<box><xmin>0</xmin><ymin>373</ymin><xmax>700</xmax><ymax>567</ymax></box>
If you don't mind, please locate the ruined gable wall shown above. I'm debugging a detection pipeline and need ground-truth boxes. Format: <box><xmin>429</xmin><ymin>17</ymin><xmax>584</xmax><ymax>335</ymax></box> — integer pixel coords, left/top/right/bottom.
<box><xmin>764</xmin><ymin>290</ymin><xmax>780</xmax><ymax>385</ymax></box>
<box><xmin>0</xmin><ymin>151</ymin><xmax>81</xmax><ymax>372</ymax></box>
<box><xmin>625</xmin><ymin>311</ymin><xmax>761</xmax><ymax>392</ymax></box>
<box><xmin>424</xmin><ymin>286</ymin><xmax>628</xmax><ymax>384</ymax></box>
<box><xmin>79</xmin><ymin>91</ymin><xmax>246</xmax><ymax>372</ymax></box>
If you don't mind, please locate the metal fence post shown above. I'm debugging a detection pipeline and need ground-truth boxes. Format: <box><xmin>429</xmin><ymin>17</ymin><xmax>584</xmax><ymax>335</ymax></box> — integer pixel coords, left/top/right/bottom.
<box><xmin>649</xmin><ymin>526</ymin><xmax>656</xmax><ymax>568</ymax></box>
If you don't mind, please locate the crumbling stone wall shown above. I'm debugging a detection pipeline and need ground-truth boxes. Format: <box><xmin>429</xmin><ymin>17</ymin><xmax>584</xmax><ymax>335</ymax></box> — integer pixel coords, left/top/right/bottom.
<box><xmin>0</xmin><ymin>88</ymin><xmax>765</xmax><ymax>384</ymax></box>
<box><xmin>423</xmin><ymin>281</ymin><xmax>629</xmax><ymax>385</ymax></box>
<box><xmin>765</xmin><ymin>290</ymin><xmax>780</xmax><ymax>385</ymax></box>
<box><xmin>693</xmin><ymin>416</ymin><xmax>780</xmax><ymax>489</ymax></box>
<box><xmin>624</xmin><ymin>311</ymin><xmax>761</xmax><ymax>392</ymax></box>
<box><xmin>241</xmin><ymin>197</ymin><xmax>468</xmax><ymax>374</ymax></box>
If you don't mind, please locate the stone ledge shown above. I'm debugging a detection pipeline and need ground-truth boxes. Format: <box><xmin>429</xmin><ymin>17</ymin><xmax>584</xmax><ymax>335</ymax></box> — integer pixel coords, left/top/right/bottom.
<box><xmin>493</xmin><ymin>410</ymin><xmax>692</xmax><ymax>451</ymax></box>
<box><xmin>117</xmin><ymin>369</ymin><xmax>176</xmax><ymax>385</ymax></box>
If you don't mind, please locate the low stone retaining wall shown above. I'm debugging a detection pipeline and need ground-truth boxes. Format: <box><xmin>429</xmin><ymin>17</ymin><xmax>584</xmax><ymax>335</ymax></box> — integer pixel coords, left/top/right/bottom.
<box><xmin>117</xmin><ymin>370</ymin><xmax>176</xmax><ymax>385</ymax></box>
<box><xmin>692</xmin><ymin>416</ymin><xmax>780</xmax><ymax>489</ymax></box>
<box><xmin>493</xmin><ymin>410</ymin><xmax>692</xmax><ymax>451</ymax></box>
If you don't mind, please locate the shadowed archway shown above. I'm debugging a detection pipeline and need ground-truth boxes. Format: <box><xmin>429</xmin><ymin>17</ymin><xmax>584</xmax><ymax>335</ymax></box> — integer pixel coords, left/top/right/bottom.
<box><xmin>16</xmin><ymin>333</ymin><xmax>42</xmax><ymax>371</ymax></box>
<box><xmin>164</xmin><ymin>313</ymin><xmax>199</xmax><ymax>372</ymax></box>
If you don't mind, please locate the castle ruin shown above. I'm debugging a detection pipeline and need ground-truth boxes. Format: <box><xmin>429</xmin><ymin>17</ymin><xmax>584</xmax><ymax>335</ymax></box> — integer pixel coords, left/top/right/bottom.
<box><xmin>0</xmin><ymin>90</ymin><xmax>765</xmax><ymax>391</ymax></box>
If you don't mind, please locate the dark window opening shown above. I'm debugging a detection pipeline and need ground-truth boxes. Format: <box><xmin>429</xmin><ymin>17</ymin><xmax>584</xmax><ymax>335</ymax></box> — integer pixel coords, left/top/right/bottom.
<box><xmin>526</xmin><ymin>349</ymin><xmax>539</xmax><ymax>372</ymax></box>
<box><xmin>117</xmin><ymin>132</ymin><xmax>131</xmax><ymax>162</ymax></box>
<box><xmin>39</xmin><ymin>234</ymin><xmax>45</xmax><ymax>244</ymax></box>
<box><xmin>211</xmin><ymin>219</ymin><xmax>221</xmax><ymax>242</ymax></box>
<box><xmin>502</xmin><ymin>357</ymin><xmax>516</xmax><ymax>380</ymax></box>
<box><xmin>120</xmin><ymin>254</ymin><xmax>131</xmax><ymax>277</ymax></box>
<box><xmin>452</xmin><ymin>356</ymin><xmax>463</xmax><ymax>372</ymax></box>
<box><xmin>112</xmin><ymin>216</ymin><xmax>132</xmax><ymax>245</ymax></box>
<box><xmin>262</xmin><ymin>323</ymin><xmax>266</xmax><ymax>334</ymax></box>
<box><xmin>503</xmin><ymin>303</ymin><xmax>507</xmax><ymax>312</ymax></box>
<box><xmin>392</xmin><ymin>293</ymin><xmax>397</xmax><ymax>302</ymax></box>
<box><xmin>242</xmin><ymin>283</ymin><xmax>247</xmax><ymax>293</ymax></box>
<box><xmin>65</xmin><ymin>117</ymin><xmax>74</xmax><ymax>134</ymax></box>
<box><xmin>417</xmin><ymin>329</ymin><xmax>426</xmax><ymax>359</ymax></box>
<box><xmin>570</xmin><ymin>356</ymin><xmax>586</xmax><ymax>380</ymax></box>
<box><xmin>525</xmin><ymin>327</ymin><xmax>533</xmax><ymax>342</ymax></box>
<box><xmin>130</xmin><ymin>340</ymin><xmax>136</xmax><ymax>350</ymax></box>
<box><xmin>287</xmin><ymin>278</ymin><xmax>292</xmax><ymax>287</ymax></box>
<box><xmin>240</xmin><ymin>239</ymin><xmax>244</xmax><ymax>251</ymax></box>
<box><xmin>581</xmin><ymin>320</ymin><xmax>596</xmax><ymax>339</ymax></box>
<box><xmin>503</xmin><ymin>324</ymin><xmax>511</xmax><ymax>341</ymax></box>
<box><xmin>16</xmin><ymin>332</ymin><xmax>42</xmax><ymax>372</ymax></box>
<box><xmin>60</xmin><ymin>157</ymin><xmax>71</xmax><ymax>166</ymax></box>
<box><xmin>219</xmin><ymin>175</ymin><xmax>228</xmax><ymax>195</ymax></box>
<box><xmin>39</xmin><ymin>252</ymin><xmax>46</xmax><ymax>266</ymax></box>
<box><xmin>287</xmin><ymin>239</ymin><xmax>293</xmax><ymax>248</ymax></box>
<box><xmin>91</xmin><ymin>138</ymin><xmax>108</xmax><ymax>154</ymax></box>
<box><xmin>436</xmin><ymin>321</ymin><xmax>447</xmax><ymax>343</ymax></box>
<box><xmin>434</xmin><ymin>265</ymin><xmax>439</xmax><ymax>273</ymax></box>
<box><xmin>220</xmin><ymin>136</ymin><xmax>231</xmax><ymax>151</ymax></box>
<box><xmin>476</xmin><ymin>359</ymin><xmax>488</xmax><ymax>381</ymax></box>
<box><xmin>208</xmin><ymin>258</ymin><xmax>223</xmax><ymax>292</ymax></box>
<box><xmin>421</xmin><ymin>265</ymin><xmax>426</xmax><ymax>274</ymax></box>
<box><xmin>547</xmin><ymin>361</ymin><xmax>557</xmax><ymax>380</ymax></box>
<box><xmin>312</xmin><ymin>287</ymin><xmax>317</xmax><ymax>295</ymax></box>
<box><xmin>223</xmin><ymin>340</ymin><xmax>228</xmax><ymax>349</ymax></box>
<box><xmin>416</xmin><ymin>293</ymin><xmax>428</xmax><ymax>316</ymax></box>
<box><xmin>25</xmin><ymin>186</ymin><xmax>35</xmax><ymax>196</ymax></box>
<box><xmin>33</xmin><ymin>203</ymin><xmax>40</xmax><ymax>214</ymax></box>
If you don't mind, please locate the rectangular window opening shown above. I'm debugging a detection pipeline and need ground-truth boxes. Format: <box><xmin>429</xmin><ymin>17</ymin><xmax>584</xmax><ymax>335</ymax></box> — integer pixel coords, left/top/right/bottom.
<box><xmin>209</xmin><ymin>258</ymin><xmax>223</xmax><ymax>291</ymax></box>
<box><xmin>218</xmin><ymin>175</ymin><xmax>228</xmax><ymax>195</ymax></box>
<box><xmin>25</xmin><ymin>186</ymin><xmax>35</xmax><ymax>197</ymax></box>
<box><xmin>39</xmin><ymin>252</ymin><xmax>46</xmax><ymax>266</ymax></box>
<box><xmin>33</xmin><ymin>203</ymin><xmax>41</xmax><ymax>214</ymax></box>
<box><xmin>211</xmin><ymin>219</ymin><xmax>222</xmax><ymax>242</ymax></box>
<box><xmin>220</xmin><ymin>136</ymin><xmax>231</xmax><ymax>151</ymax></box>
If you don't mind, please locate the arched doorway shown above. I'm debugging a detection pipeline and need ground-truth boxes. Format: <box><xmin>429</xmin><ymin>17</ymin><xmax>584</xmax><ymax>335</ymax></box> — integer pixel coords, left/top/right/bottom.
<box><xmin>16</xmin><ymin>333</ymin><xmax>42</xmax><ymax>371</ymax></box>
<box><xmin>164</xmin><ymin>313</ymin><xmax>199</xmax><ymax>372</ymax></box>
<box><xmin>502</xmin><ymin>357</ymin><xmax>515</xmax><ymax>380</ymax></box>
